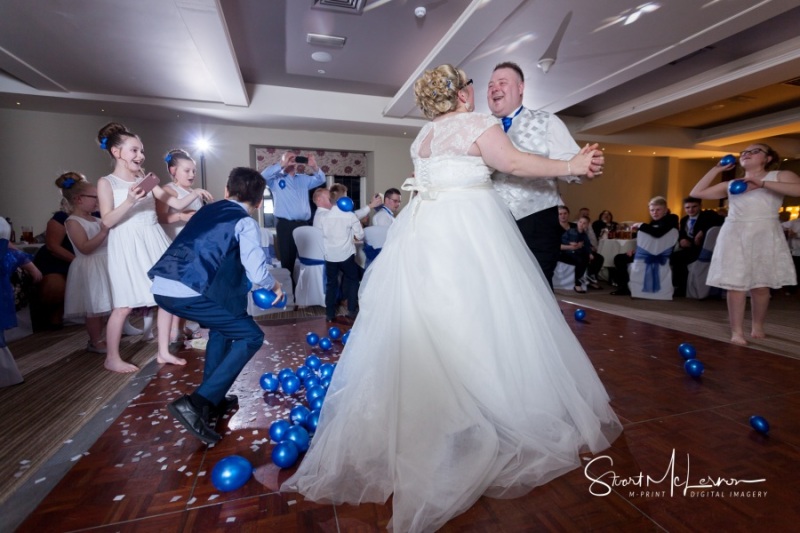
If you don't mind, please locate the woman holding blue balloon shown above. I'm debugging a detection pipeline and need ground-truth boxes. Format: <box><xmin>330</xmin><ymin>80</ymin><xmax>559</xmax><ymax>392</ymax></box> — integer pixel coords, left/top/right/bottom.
<box><xmin>691</xmin><ymin>143</ymin><xmax>800</xmax><ymax>345</ymax></box>
<box><xmin>281</xmin><ymin>64</ymin><xmax>620</xmax><ymax>533</ymax></box>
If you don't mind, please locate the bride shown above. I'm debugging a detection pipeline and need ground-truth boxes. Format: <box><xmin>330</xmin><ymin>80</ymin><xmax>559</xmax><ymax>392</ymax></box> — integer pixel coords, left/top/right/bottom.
<box><xmin>281</xmin><ymin>64</ymin><xmax>622</xmax><ymax>532</ymax></box>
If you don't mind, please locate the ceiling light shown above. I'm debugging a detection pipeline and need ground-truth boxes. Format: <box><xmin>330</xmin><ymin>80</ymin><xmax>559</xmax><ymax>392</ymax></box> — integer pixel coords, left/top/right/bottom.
<box><xmin>307</xmin><ymin>33</ymin><xmax>346</xmax><ymax>48</ymax></box>
<box><xmin>537</xmin><ymin>58</ymin><xmax>555</xmax><ymax>74</ymax></box>
<box><xmin>318</xmin><ymin>69</ymin><xmax>326</xmax><ymax>74</ymax></box>
<box><xmin>312</xmin><ymin>51</ymin><xmax>332</xmax><ymax>63</ymax></box>
<box><xmin>414</xmin><ymin>7</ymin><xmax>426</xmax><ymax>18</ymax></box>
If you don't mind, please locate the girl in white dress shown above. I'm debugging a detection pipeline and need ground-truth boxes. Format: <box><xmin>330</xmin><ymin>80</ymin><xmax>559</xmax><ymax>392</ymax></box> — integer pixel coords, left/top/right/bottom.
<box><xmin>156</xmin><ymin>149</ymin><xmax>204</xmax><ymax>353</ymax></box>
<box><xmin>62</xmin><ymin>178</ymin><xmax>112</xmax><ymax>353</ymax></box>
<box><xmin>691</xmin><ymin>143</ymin><xmax>800</xmax><ymax>345</ymax></box>
<box><xmin>96</xmin><ymin>122</ymin><xmax>213</xmax><ymax>373</ymax></box>
<box><xmin>281</xmin><ymin>65</ymin><xmax>620</xmax><ymax>533</ymax></box>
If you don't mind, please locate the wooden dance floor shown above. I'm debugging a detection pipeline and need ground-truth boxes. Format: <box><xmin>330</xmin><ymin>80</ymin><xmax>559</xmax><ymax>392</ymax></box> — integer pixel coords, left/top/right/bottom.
<box><xmin>17</xmin><ymin>302</ymin><xmax>800</xmax><ymax>532</ymax></box>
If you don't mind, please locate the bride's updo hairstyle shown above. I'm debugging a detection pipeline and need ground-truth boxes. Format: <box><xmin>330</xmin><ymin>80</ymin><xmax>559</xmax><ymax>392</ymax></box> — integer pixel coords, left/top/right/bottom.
<box><xmin>414</xmin><ymin>64</ymin><xmax>470</xmax><ymax>119</ymax></box>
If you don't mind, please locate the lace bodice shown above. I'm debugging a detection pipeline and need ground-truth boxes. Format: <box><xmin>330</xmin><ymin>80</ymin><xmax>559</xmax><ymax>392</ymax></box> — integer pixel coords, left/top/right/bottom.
<box><xmin>410</xmin><ymin>113</ymin><xmax>499</xmax><ymax>190</ymax></box>
<box><xmin>103</xmin><ymin>174</ymin><xmax>158</xmax><ymax>226</ymax></box>
<box><xmin>727</xmin><ymin>171</ymin><xmax>783</xmax><ymax>221</ymax></box>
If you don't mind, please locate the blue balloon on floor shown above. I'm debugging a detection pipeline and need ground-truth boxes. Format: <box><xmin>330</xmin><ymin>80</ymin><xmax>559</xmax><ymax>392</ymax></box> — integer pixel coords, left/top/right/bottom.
<box><xmin>305</xmin><ymin>354</ymin><xmax>321</xmax><ymax>369</ymax></box>
<box><xmin>285</xmin><ymin>425</ymin><xmax>311</xmax><ymax>452</ymax></box>
<box><xmin>253</xmin><ymin>288</ymin><xmax>287</xmax><ymax>309</ymax></box>
<box><xmin>337</xmin><ymin>196</ymin><xmax>354</xmax><ymax>212</ymax></box>
<box><xmin>278</xmin><ymin>368</ymin><xmax>295</xmax><ymax>382</ymax></box>
<box><xmin>211</xmin><ymin>455</ymin><xmax>253</xmax><ymax>492</ymax></box>
<box><xmin>295</xmin><ymin>365</ymin><xmax>312</xmax><ymax>380</ymax></box>
<box><xmin>719</xmin><ymin>154</ymin><xmax>737</xmax><ymax>166</ymax></box>
<box><xmin>306</xmin><ymin>332</ymin><xmax>319</xmax><ymax>346</ymax></box>
<box><xmin>310</xmin><ymin>396</ymin><xmax>324</xmax><ymax>411</ymax></box>
<box><xmin>574</xmin><ymin>309</ymin><xmax>586</xmax><ymax>321</ymax></box>
<box><xmin>321</xmin><ymin>377</ymin><xmax>331</xmax><ymax>389</ymax></box>
<box><xmin>272</xmin><ymin>440</ymin><xmax>300</xmax><ymax>468</ymax></box>
<box><xmin>749</xmin><ymin>415</ymin><xmax>770</xmax><ymax>434</ymax></box>
<box><xmin>269</xmin><ymin>419</ymin><xmax>291</xmax><ymax>442</ymax></box>
<box><xmin>305</xmin><ymin>409</ymin><xmax>321</xmax><ymax>433</ymax></box>
<box><xmin>304</xmin><ymin>376</ymin><xmax>321</xmax><ymax>390</ymax></box>
<box><xmin>319</xmin><ymin>362</ymin><xmax>335</xmax><ymax>379</ymax></box>
<box><xmin>319</xmin><ymin>337</ymin><xmax>332</xmax><ymax>351</ymax></box>
<box><xmin>678</xmin><ymin>342</ymin><xmax>697</xmax><ymax>360</ymax></box>
<box><xmin>259</xmin><ymin>372</ymin><xmax>279</xmax><ymax>392</ymax></box>
<box><xmin>728</xmin><ymin>179</ymin><xmax>747</xmax><ymax>195</ymax></box>
<box><xmin>307</xmin><ymin>385</ymin><xmax>326</xmax><ymax>404</ymax></box>
<box><xmin>341</xmin><ymin>331</ymin><xmax>350</xmax><ymax>345</ymax></box>
<box><xmin>328</xmin><ymin>326</ymin><xmax>342</xmax><ymax>339</ymax></box>
<box><xmin>684</xmin><ymin>358</ymin><xmax>704</xmax><ymax>377</ymax></box>
<box><xmin>281</xmin><ymin>375</ymin><xmax>301</xmax><ymax>395</ymax></box>
<box><xmin>290</xmin><ymin>404</ymin><xmax>311</xmax><ymax>425</ymax></box>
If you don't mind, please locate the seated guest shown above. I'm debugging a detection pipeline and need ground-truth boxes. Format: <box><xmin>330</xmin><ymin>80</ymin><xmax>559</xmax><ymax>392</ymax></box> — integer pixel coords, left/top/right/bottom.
<box><xmin>560</xmin><ymin>213</ymin><xmax>603</xmax><ymax>293</ymax></box>
<box><xmin>576</xmin><ymin>207</ymin><xmax>599</xmax><ymax>250</ymax></box>
<box><xmin>610</xmin><ymin>196</ymin><xmax>679</xmax><ymax>296</ymax></box>
<box><xmin>372</xmin><ymin>188</ymin><xmax>402</xmax><ymax>226</ymax></box>
<box><xmin>670</xmin><ymin>196</ymin><xmax>724</xmax><ymax>297</ymax></box>
<box><xmin>592</xmin><ymin>210</ymin><xmax>618</xmax><ymax>239</ymax></box>
<box><xmin>782</xmin><ymin>217</ymin><xmax>800</xmax><ymax>294</ymax></box>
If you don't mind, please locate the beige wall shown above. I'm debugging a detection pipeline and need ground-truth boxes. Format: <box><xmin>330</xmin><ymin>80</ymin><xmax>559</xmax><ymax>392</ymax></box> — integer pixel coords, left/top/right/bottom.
<box><xmin>0</xmin><ymin>108</ymin><xmax>414</xmax><ymax>235</ymax></box>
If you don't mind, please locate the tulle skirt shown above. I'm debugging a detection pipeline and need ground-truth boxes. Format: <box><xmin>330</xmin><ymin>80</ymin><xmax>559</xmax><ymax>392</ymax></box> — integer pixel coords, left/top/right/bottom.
<box><xmin>281</xmin><ymin>188</ymin><xmax>622</xmax><ymax>533</ymax></box>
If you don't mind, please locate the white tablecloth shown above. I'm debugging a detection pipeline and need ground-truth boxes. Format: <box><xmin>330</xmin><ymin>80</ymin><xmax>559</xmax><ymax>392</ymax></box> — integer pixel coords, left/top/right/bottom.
<box><xmin>596</xmin><ymin>238</ymin><xmax>636</xmax><ymax>268</ymax></box>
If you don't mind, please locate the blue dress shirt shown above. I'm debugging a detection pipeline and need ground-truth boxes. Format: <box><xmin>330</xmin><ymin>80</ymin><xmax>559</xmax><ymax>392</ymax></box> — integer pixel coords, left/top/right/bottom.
<box><xmin>261</xmin><ymin>164</ymin><xmax>326</xmax><ymax>221</ymax></box>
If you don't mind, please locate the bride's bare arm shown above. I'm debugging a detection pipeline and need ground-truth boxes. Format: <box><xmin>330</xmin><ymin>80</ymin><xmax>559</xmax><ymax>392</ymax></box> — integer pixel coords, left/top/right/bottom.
<box><xmin>475</xmin><ymin>125</ymin><xmax>599</xmax><ymax>178</ymax></box>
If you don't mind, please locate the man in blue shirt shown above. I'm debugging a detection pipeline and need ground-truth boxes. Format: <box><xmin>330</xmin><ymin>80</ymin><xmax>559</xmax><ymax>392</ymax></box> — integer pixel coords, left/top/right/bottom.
<box><xmin>261</xmin><ymin>152</ymin><xmax>326</xmax><ymax>285</ymax></box>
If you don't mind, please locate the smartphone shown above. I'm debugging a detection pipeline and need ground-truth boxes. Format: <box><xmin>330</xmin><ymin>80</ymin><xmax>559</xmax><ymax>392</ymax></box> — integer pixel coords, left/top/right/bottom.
<box><xmin>138</xmin><ymin>173</ymin><xmax>160</xmax><ymax>194</ymax></box>
<box><xmin>294</xmin><ymin>155</ymin><xmax>308</xmax><ymax>164</ymax></box>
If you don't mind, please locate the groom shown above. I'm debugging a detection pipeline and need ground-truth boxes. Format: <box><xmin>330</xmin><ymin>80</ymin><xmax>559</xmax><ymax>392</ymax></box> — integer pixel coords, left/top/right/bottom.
<box><xmin>488</xmin><ymin>61</ymin><xmax>603</xmax><ymax>288</ymax></box>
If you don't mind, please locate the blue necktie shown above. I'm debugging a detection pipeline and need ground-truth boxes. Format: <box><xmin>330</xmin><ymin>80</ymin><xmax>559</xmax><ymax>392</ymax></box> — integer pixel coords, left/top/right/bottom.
<box><xmin>688</xmin><ymin>218</ymin><xmax>696</xmax><ymax>237</ymax></box>
<box><xmin>502</xmin><ymin>107</ymin><xmax>523</xmax><ymax>132</ymax></box>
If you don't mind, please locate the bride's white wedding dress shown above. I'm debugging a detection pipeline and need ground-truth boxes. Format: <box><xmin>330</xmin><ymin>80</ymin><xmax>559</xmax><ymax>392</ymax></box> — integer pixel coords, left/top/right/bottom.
<box><xmin>281</xmin><ymin>112</ymin><xmax>622</xmax><ymax>532</ymax></box>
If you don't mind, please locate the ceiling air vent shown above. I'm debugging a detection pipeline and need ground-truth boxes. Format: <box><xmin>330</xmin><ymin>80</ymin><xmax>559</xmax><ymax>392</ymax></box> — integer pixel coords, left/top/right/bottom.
<box><xmin>312</xmin><ymin>0</ymin><xmax>366</xmax><ymax>15</ymax></box>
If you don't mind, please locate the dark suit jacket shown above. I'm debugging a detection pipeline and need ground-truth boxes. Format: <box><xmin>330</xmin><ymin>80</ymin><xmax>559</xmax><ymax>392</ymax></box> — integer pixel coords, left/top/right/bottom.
<box><xmin>678</xmin><ymin>210</ymin><xmax>724</xmax><ymax>249</ymax></box>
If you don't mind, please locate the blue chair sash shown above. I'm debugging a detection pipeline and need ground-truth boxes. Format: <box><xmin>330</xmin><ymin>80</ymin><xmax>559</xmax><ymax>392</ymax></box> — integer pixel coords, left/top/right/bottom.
<box><xmin>634</xmin><ymin>245</ymin><xmax>671</xmax><ymax>293</ymax></box>
<box><xmin>298</xmin><ymin>256</ymin><xmax>326</xmax><ymax>288</ymax></box>
<box><xmin>696</xmin><ymin>248</ymin><xmax>713</xmax><ymax>262</ymax></box>
<box><xmin>363</xmin><ymin>244</ymin><xmax>381</xmax><ymax>268</ymax></box>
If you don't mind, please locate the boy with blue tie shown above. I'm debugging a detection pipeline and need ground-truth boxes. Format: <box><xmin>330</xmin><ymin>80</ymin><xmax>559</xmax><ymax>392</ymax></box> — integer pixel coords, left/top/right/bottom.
<box><xmin>150</xmin><ymin>167</ymin><xmax>283</xmax><ymax>444</ymax></box>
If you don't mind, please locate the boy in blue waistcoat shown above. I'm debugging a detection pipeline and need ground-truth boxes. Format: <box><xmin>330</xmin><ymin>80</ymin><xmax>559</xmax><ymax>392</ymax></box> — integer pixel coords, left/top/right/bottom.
<box><xmin>149</xmin><ymin>167</ymin><xmax>283</xmax><ymax>444</ymax></box>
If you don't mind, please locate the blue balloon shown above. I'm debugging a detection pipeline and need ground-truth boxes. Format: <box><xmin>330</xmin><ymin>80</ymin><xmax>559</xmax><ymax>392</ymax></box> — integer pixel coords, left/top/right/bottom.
<box><xmin>319</xmin><ymin>337</ymin><xmax>332</xmax><ymax>351</ymax></box>
<box><xmin>728</xmin><ymin>179</ymin><xmax>747</xmax><ymax>195</ymax></box>
<box><xmin>309</xmin><ymin>396</ymin><xmax>324</xmax><ymax>411</ymax></box>
<box><xmin>271</xmin><ymin>440</ymin><xmax>299</xmax><ymax>468</ymax></box>
<box><xmin>305</xmin><ymin>354</ymin><xmax>321</xmax><ymax>369</ymax></box>
<box><xmin>295</xmin><ymin>365</ymin><xmax>312</xmax><ymax>380</ymax></box>
<box><xmin>321</xmin><ymin>377</ymin><xmax>331</xmax><ymax>389</ymax></box>
<box><xmin>328</xmin><ymin>326</ymin><xmax>342</xmax><ymax>340</ymax></box>
<box><xmin>684</xmin><ymin>358</ymin><xmax>704</xmax><ymax>378</ymax></box>
<box><xmin>305</xmin><ymin>409</ymin><xmax>321</xmax><ymax>433</ymax></box>
<box><xmin>749</xmin><ymin>415</ymin><xmax>770</xmax><ymax>434</ymax></box>
<box><xmin>285</xmin><ymin>425</ymin><xmax>311</xmax><ymax>452</ymax></box>
<box><xmin>574</xmin><ymin>309</ymin><xmax>586</xmax><ymax>321</ymax></box>
<box><xmin>306</xmin><ymin>332</ymin><xmax>320</xmax><ymax>346</ymax></box>
<box><xmin>259</xmin><ymin>372</ymin><xmax>279</xmax><ymax>392</ymax></box>
<box><xmin>211</xmin><ymin>455</ymin><xmax>253</xmax><ymax>492</ymax></box>
<box><xmin>719</xmin><ymin>154</ymin><xmax>736</xmax><ymax>166</ymax></box>
<box><xmin>319</xmin><ymin>362</ymin><xmax>335</xmax><ymax>379</ymax></box>
<box><xmin>290</xmin><ymin>404</ymin><xmax>311</xmax><ymax>425</ymax></box>
<box><xmin>678</xmin><ymin>342</ymin><xmax>697</xmax><ymax>360</ymax></box>
<box><xmin>269</xmin><ymin>419</ymin><xmax>291</xmax><ymax>442</ymax></box>
<box><xmin>252</xmin><ymin>288</ymin><xmax>287</xmax><ymax>309</ymax></box>
<box><xmin>281</xmin><ymin>375</ymin><xmax>301</xmax><ymax>395</ymax></box>
<box><xmin>341</xmin><ymin>331</ymin><xmax>350</xmax><ymax>345</ymax></box>
<box><xmin>278</xmin><ymin>368</ymin><xmax>295</xmax><ymax>382</ymax></box>
<box><xmin>307</xmin><ymin>385</ymin><xmax>326</xmax><ymax>404</ymax></box>
<box><xmin>304</xmin><ymin>376</ymin><xmax>321</xmax><ymax>390</ymax></box>
<box><xmin>336</xmin><ymin>196</ymin><xmax>354</xmax><ymax>212</ymax></box>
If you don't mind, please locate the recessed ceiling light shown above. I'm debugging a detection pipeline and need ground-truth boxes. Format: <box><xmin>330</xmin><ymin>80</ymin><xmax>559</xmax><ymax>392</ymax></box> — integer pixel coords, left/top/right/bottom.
<box><xmin>312</xmin><ymin>51</ymin><xmax>332</xmax><ymax>63</ymax></box>
<box><xmin>318</xmin><ymin>69</ymin><xmax>326</xmax><ymax>74</ymax></box>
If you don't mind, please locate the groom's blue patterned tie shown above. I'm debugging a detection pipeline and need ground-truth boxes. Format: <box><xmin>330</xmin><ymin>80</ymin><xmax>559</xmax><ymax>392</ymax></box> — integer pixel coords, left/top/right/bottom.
<box><xmin>502</xmin><ymin>117</ymin><xmax>513</xmax><ymax>132</ymax></box>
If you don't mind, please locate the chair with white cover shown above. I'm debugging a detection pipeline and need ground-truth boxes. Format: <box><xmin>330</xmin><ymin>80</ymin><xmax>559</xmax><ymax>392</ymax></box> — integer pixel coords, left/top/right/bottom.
<box><xmin>363</xmin><ymin>225</ymin><xmax>389</xmax><ymax>269</ymax></box>
<box><xmin>292</xmin><ymin>226</ymin><xmax>326</xmax><ymax>307</ymax></box>
<box><xmin>686</xmin><ymin>225</ymin><xmax>722</xmax><ymax>299</ymax></box>
<box><xmin>553</xmin><ymin>261</ymin><xmax>586</xmax><ymax>291</ymax></box>
<box><xmin>628</xmin><ymin>228</ymin><xmax>679</xmax><ymax>300</ymax></box>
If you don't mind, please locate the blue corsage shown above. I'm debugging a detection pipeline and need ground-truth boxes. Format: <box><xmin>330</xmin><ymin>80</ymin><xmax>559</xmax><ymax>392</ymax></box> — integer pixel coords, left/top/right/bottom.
<box><xmin>63</xmin><ymin>177</ymin><xmax>76</xmax><ymax>189</ymax></box>
<box><xmin>165</xmin><ymin>154</ymin><xmax>173</xmax><ymax>164</ymax></box>
<box><xmin>99</xmin><ymin>137</ymin><xmax>108</xmax><ymax>150</ymax></box>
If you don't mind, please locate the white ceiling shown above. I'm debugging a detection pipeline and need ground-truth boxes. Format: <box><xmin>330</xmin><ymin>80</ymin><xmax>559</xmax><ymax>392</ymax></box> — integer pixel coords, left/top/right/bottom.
<box><xmin>2</xmin><ymin>0</ymin><xmax>800</xmax><ymax>159</ymax></box>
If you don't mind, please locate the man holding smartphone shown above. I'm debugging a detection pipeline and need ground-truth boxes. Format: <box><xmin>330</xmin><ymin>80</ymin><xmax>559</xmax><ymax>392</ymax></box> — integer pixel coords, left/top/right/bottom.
<box><xmin>261</xmin><ymin>152</ymin><xmax>326</xmax><ymax>287</ymax></box>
